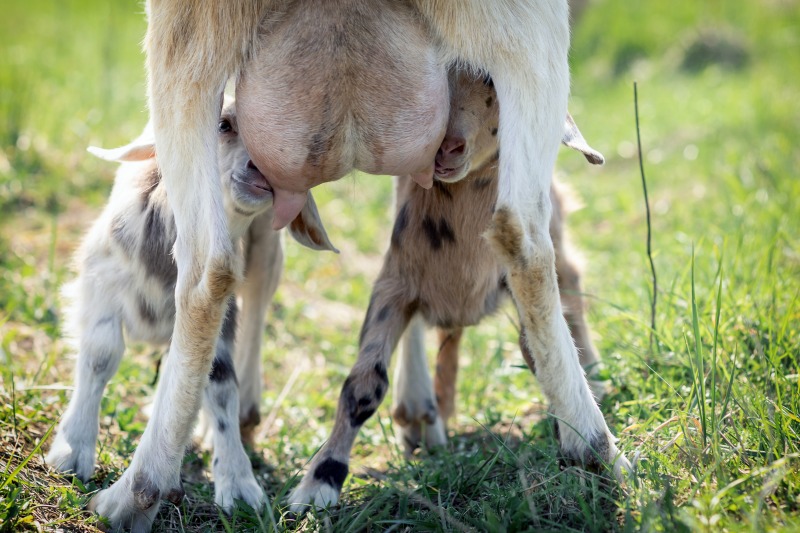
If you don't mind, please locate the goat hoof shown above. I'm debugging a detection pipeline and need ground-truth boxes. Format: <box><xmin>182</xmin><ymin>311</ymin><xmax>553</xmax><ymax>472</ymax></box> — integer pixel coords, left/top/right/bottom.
<box><xmin>558</xmin><ymin>429</ymin><xmax>632</xmax><ymax>484</ymax></box>
<box><xmin>392</xmin><ymin>398</ymin><xmax>447</xmax><ymax>456</ymax></box>
<box><xmin>89</xmin><ymin>475</ymin><xmax>161</xmax><ymax>533</ymax></box>
<box><xmin>213</xmin><ymin>456</ymin><xmax>265</xmax><ymax>513</ymax></box>
<box><xmin>286</xmin><ymin>456</ymin><xmax>350</xmax><ymax>513</ymax></box>
<box><xmin>45</xmin><ymin>431</ymin><xmax>96</xmax><ymax>482</ymax></box>
<box><xmin>286</xmin><ymin>477</ymin><xmax>341</xmax><ymax>514</ymax></box>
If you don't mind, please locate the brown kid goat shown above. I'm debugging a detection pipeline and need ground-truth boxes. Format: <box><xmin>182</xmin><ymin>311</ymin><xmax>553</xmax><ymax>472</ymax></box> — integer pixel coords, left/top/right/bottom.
<box><xmin>289</xmin><ymin>68</ymin><xmax>611</xmax><ymax>506</ymax></box>
<box><xmin>388</xmin><ymin>71</ymin><xmax>608</xmax><ymax>452</ymax></box>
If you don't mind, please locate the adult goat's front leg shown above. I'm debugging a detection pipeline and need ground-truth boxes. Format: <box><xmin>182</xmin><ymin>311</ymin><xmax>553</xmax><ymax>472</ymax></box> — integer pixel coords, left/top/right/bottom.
<box><xmin>415</xmin><ymin>0</ymin><xmax>629</xmax><ymax>480</ymax></box>
<box><xmin>88</xmin><ymin>4</ymin><xmax>260</xmax><ymax>530</ymax></box>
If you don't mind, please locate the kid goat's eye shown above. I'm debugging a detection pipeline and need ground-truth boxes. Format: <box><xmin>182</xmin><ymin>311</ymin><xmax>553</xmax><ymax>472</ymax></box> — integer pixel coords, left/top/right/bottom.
<box><xmin>218</xmin><ymin>119</ymin><xmax>233</xmax><ymax>133</ymax></box>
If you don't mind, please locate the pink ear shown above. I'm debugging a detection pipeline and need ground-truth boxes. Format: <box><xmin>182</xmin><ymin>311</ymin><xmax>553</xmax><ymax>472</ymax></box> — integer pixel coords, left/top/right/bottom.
<box><xmin>562</xmin><ymin>113</ymin><xmax>604</xmax><ymax>165</ymax></box>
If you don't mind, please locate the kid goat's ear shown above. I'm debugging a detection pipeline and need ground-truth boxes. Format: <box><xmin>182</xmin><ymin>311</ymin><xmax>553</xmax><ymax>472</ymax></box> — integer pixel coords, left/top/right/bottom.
<box><xmin>87</xmin><ymin>122</ymin><xmax>156</xmax><ymax>162</ymax></box>
<box><xmin>561</xmin><ymin>113</ymin><xmax>605</xmax><ymax>165</ymax></box>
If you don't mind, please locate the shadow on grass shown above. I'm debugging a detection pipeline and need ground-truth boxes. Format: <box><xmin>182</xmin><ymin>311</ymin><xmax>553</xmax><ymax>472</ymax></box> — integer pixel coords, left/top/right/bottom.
<box><xmin>310</xmin><ymin>418</ymin><xmax>626</xmax><ymax>533</ymax></box>
<box><xmin>0</xmin><ymin>382</ymin><xmax>696</xmax><ymax>533</ymax></box>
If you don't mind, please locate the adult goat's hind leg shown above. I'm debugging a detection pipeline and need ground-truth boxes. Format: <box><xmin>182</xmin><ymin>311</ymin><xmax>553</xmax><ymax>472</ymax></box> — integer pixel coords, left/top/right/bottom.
<box><xmin>414</xmin><ymin>0</ymin><xmax>629</xmax><ymax>480</ymax></box>
<box><xmin>88</xmin><ymin>4</ymin><xmax>267</xmax><ymax>530</ymax></box>
<box><xmin>486</xmin><ymin>207</ymin><xmax>630</xmax><ymax>479</ymax></box>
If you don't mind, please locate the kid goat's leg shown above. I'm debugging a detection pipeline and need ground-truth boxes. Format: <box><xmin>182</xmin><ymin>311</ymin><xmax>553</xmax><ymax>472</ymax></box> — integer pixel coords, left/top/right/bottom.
<box><xmin>235</xmin><ymin>212</ymin><xmax>284</xmax><ymax>445</ymax></box>
<box><xmin>46</xmin><ymin>300</ymin><xmax>124</xmax><ymax>481</ymax></box>
<box><xmin>391</xmin><ymin>314</ymin><xmax>447</xmax><ymax>455</ymax></box>
<box><xmin>288</xmin><ymin>285</ymin><xmax>412</xmax><ymax>511</ymax></box>
<box><xmin>88</xmin><ymin>4</ymin><xmax>266</xmax><ymax>530</ymax></box>
<box><xmin>550</xmin><ymin>187</ymin><xmax>605</xmax><ymax>399</ymax></box>
<box><xmin>202</xmin><ymin>297</ymin><xmax>265</xmax><ymax>511</ymax></box>
<box><xmin>433</xmin><ymin>327</ymin><xmax>462</xmax><ymax>429</ymax></box>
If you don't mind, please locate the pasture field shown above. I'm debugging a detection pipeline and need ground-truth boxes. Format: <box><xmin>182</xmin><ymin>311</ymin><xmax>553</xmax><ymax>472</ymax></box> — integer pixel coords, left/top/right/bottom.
<box><xmin>1</xmin><ymin>1</ymin><xmax>798</xmax><ymax>531</ymax></box>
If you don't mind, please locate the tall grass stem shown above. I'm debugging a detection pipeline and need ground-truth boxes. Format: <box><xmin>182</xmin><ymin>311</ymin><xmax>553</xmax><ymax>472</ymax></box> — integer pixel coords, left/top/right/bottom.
<box><xmin>634</xmin><ymin>82</ymin><xmax>658</xmax><ymax>351</ymax></box>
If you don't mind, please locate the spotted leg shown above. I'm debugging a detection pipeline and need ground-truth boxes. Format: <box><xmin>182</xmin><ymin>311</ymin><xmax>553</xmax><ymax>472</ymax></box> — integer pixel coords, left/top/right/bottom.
<box><xmin>288</xmin><ymin>284</ymin><xmax>412</xmax><ymax>511</ymax></box>
<box><xmin>202</xmin><ymin>297</ymin><xmax>265</xmax><ymax>512</ymax></box>
<box><xmin>46</xmin><ymin>283</ymin><xmax>125</xmax><ymax>481</ymax></box>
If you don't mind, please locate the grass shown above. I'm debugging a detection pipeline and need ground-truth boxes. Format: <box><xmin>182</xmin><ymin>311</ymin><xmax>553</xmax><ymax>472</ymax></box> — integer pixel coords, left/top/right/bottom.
<box><xmin>1</xmin><ymin>0</ymin><xmax>799</xmax><ymax>531</ymax></box>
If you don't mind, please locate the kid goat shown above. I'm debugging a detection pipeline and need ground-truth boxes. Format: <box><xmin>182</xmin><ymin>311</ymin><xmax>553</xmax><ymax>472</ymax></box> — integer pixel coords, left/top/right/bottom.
<box><xmin>288</xmin><ymin>69</ymin><xmax>614</xmax><ymax>508</ymax></box>
<box><xmin>46</xmin><ymin>98</ymin><xmax>336</xmax><ymax>512</ymax></box>
<box><xmin>389</xmin><ymin>71</ymin><xmax>608</xmax><ymax>452</ymax></box>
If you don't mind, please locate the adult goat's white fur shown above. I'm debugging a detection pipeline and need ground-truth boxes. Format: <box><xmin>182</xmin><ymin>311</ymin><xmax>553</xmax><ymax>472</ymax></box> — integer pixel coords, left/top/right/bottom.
<box><xmin>77</xmin><ymin>1</ymin><xmax>630</xmax><ymax>529</ymax></box>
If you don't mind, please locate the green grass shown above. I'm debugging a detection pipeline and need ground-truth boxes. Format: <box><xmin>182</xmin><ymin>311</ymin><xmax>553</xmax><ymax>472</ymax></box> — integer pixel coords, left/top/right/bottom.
<box><xmin>1</xmin><ymin>0</ymin><xmax>799</xmax><ymax>531</ymax></box>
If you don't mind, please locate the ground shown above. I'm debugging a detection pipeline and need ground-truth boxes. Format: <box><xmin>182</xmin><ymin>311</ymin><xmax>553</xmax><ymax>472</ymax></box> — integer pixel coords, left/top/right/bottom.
<box><xmin>1</xmin><ymin>0</ymin><xmax>799</xmax><ymax>531</ymax></box>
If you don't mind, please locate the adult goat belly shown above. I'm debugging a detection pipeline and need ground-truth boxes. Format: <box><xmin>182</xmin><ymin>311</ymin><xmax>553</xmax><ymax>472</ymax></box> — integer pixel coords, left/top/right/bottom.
<box><xmin>236</xmin><ymin>0</ymin><xmax>449</xmax><ymax>195</ymax></box>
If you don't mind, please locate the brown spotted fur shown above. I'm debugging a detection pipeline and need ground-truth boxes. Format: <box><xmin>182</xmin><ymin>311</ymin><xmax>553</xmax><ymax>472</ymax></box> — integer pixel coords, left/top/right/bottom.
<box><xmin>382</xmin><ymin>71</ymin><xmax>604</xmax><ymax>438</ymax></box>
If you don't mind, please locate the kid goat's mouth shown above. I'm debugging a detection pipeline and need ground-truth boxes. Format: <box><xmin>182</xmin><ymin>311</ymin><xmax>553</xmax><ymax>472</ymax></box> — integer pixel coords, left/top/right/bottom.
<box><xmin>232</xmin><ymin>160</ymin><xmax>273</xmax><ymax>197</ymax></box>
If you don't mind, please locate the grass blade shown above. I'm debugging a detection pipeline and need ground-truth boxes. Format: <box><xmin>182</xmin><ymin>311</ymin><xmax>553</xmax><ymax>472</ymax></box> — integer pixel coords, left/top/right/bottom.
<box><xmin>690</xmin><ymin>245</ymin><xmax>707</xmax><ymax>447</ymax></box>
